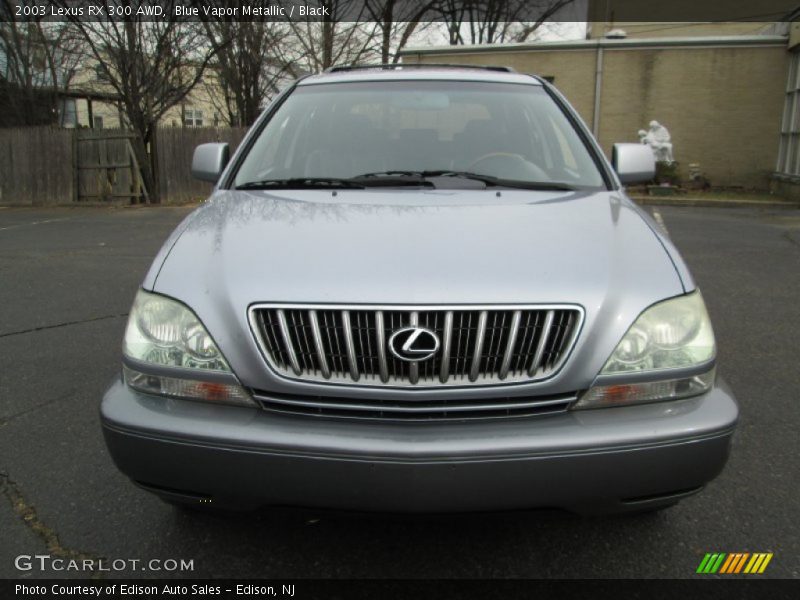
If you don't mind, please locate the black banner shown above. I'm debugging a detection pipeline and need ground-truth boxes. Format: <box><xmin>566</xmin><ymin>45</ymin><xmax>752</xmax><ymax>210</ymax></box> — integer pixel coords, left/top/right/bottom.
<box><xmin>3</xmin><ymin>579</ymin><xmax>800</xmax><ymax>600</ymax></box>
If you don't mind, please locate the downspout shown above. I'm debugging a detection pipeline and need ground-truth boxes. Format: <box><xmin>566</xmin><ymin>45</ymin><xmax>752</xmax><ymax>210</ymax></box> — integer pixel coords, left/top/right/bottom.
<box><xmin>593</xmin><ymin>44</ymin><xmax>604</xmax><ymax>138</ymax></box>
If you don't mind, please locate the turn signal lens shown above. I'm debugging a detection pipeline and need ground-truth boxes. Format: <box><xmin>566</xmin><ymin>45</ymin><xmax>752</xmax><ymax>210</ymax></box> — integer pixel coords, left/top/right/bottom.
<box><xmin>574</xmin><ymin>369</ymin><xmax>715</xmax><ymax>410</ymax></box>
<box><xmin>123</xmin><ymin>365</ymin><xmax>255</xmax><ymax>407</ymax></box>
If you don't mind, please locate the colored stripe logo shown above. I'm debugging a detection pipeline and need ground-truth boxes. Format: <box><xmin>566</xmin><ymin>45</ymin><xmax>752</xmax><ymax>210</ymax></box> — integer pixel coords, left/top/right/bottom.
<box><xmin>696</xmin><ymin>552</ymin><xmax>773</xmax><ymax>574</ymax></box>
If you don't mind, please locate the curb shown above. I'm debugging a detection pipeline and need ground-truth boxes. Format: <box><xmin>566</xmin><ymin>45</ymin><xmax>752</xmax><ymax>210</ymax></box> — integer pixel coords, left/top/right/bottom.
<box><xmin>0</xmin><ymin>202</ymin><xmax>201</xmax><ymax>210</ymax></box>
<box><xmin>630</xmin><ymin>196</ymin><xmax>800</xmax><ymax>209</ymax></box>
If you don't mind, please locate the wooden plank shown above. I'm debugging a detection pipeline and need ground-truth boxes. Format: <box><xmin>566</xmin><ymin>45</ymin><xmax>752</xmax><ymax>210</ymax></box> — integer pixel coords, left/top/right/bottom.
<box><xmin>127</xmin><ymin>139</ymin><xmax>148</xmax><ymax>204</ymax></box>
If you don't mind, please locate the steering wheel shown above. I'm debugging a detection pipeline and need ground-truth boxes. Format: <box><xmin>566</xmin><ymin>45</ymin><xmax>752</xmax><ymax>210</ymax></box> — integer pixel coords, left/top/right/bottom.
<box><xmin>466</xmin><ymin>152</ymin><xmax>549</xmax><ymax>181</ymax></box>
<box><xmin>467</xmin><ymin>152</ymin><xmax>526</xmax><ymax>172</ymax></box>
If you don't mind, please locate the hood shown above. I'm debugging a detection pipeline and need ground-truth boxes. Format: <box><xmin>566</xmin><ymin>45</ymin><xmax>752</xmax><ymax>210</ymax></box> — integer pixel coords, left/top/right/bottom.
<box><xmin>147</xmin><ymin>189</ymin><xmax>687</xmax><ymax>392</ymax></box>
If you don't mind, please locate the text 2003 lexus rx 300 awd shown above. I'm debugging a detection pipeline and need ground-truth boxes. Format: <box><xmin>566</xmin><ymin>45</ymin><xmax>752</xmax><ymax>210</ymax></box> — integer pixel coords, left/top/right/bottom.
<box><xmin>101</xmin><ymin>65</ymin><xmax>737</xmax><ymax>515</ymax></box>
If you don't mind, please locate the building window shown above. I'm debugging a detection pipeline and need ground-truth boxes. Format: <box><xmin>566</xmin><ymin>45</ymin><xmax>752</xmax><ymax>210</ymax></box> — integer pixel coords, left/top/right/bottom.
<box><xmin>93</xmin><ymin>116</ymin><xmax>104</xmax><ymax>129</ymax></box>
<box><xmin>777</xmin><ymin>51</ymin><xmax>800</xmax><ymax>176</ymax></box>
<box><xmin>184</xmin><ymin>107</ymin><xmax>204</xmax><ymax>127</ymax></box>
<box><xmin>95</xmin><ymin>64</ymin><xmax>109</xmax><ymax>82</ymax></box>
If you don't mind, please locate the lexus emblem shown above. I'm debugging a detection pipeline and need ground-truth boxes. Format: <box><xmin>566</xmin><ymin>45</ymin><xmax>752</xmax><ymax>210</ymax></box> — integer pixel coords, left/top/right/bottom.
<box><xmin>388</xmin><ymin>326</ymin><xmax>440</xmax><ymax>362</ymax></box>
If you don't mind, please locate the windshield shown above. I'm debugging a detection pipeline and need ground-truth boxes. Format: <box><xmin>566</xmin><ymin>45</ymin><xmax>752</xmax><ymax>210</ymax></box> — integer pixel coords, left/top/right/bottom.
<box><xmin>233</xmin><ymin>81</ymin><xmax>606</xmax><ymax>189</ymax></box>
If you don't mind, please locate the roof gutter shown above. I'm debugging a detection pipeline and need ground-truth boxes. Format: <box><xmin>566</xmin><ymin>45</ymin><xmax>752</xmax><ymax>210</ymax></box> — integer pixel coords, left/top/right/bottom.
<box><xmin>593</xmin><ymin>46</ymin><xmax>603</xmax><ymax>137</ymax></box>
<box><xmin>400</xmin><ymin>35</ymin><xmax>788</xmax><ymax>57</ymax></box>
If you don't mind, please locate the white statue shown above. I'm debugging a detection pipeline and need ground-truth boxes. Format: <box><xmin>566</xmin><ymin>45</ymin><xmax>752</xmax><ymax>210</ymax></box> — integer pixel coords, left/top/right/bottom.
<box><xmin>640</xmin><ymin>120</ymin><xmax>674</xmax><ymax>164</ymax></box>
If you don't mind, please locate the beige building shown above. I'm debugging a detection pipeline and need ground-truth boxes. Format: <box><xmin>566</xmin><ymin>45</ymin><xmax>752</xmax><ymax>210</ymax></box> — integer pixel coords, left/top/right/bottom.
<box><xmin>61</xmin><ymin>61</ymin><xmax>227</xmax><ymax>131</ymax></box>
<box><xmin>401</xmin><ymin>28</ymin><xmax>793</xmax><ymax>192</ymax></box>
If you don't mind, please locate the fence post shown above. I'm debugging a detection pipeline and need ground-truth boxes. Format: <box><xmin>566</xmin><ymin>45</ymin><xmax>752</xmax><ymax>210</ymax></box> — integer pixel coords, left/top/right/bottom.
<box><xmin>71</xmin><ymin>128</ymin><xmax>79</xmax><ymax>203</ymax></box>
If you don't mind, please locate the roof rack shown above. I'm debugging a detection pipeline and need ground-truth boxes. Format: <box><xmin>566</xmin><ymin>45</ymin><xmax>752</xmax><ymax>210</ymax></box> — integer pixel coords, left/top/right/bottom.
<box><xmin>324</xmin><ymin>63</ymin><xmax>517</xmax><ymax>74</ymax></box>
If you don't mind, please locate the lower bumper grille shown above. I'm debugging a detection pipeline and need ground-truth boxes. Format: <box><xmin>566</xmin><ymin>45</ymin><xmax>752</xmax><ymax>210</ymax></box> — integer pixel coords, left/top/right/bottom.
<box><xmin>249</xmin><ymin>304</ymin><xmax>583</xmax><ymax>388</ymax></box>
<box><xmin>251</xmin><ymin>389</ymin><xmax>577</xmax><ymax>421</ymax></box>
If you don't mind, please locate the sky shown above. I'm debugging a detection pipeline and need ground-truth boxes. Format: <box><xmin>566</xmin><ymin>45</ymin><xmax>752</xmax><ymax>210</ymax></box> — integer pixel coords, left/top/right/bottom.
<box><xmin>407</xmin><ymin>1</ymin><xmax>589</xmax><ymax>47</ymax></box>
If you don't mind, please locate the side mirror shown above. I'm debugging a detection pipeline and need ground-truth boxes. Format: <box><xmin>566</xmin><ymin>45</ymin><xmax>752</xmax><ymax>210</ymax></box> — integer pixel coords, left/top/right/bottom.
<box><xmin>612</xmin><ymin>143</ymin><xmax>655</xmax><ymax>184</ymax></box>
<box><xmin>191</xmin><ymin>143</ymin><xmax>230</xmax><ymax>183</ymax></box>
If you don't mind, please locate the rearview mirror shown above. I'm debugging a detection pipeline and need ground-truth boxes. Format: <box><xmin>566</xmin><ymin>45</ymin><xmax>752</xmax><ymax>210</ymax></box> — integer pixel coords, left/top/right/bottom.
<box><xmin>612</xmin><ymin>143</ymin><xmax>655</xmax><ymax>184</ymax></box>
<box><xmin>191</xmin><ymin>143</ymin><xmax>230</xmax><ymax>183</ymax></box>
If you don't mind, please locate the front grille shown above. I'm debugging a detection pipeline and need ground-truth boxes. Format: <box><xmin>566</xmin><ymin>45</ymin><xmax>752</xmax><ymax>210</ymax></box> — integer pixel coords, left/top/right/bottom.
<box><xmin>251</xmin><ymin>389</ymin><xmax>577</xmax><ymax>421</ymax></box>
<box><xmin>249</xmin><ymin>305</ymin><xmax>583</xmax><ymax>388</ymax></box>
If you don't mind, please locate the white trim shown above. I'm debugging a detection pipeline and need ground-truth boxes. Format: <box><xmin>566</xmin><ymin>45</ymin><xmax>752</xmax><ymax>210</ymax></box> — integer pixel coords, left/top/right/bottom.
<box><xmin>401</xmin><ymin>35</ymin><xmax>789</xmax><ymax>56</ymax></box>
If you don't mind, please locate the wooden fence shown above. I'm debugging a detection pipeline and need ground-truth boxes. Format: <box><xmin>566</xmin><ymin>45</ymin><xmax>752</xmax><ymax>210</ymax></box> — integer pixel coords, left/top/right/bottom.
<box><xmin>0</xmin><ymin>127</ymin><xmax>74</xmax><ymax>205</ymax></box>
<box><xmin>0</xmin><ymin>125</ymin><xmax>249</xmax><ymax>206</ymax></box>
<box><xmin>156</xmin><ymin>126</ymin><xmax>248</xmax><ymax>204</ymax></box>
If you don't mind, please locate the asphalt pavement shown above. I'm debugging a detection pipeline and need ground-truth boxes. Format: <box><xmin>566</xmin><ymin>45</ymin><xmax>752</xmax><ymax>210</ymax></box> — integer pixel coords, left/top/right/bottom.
<box><xmin>0</xmin><ymin>204</ymin><xmax>798</xmax><ymax>579</ymax></box>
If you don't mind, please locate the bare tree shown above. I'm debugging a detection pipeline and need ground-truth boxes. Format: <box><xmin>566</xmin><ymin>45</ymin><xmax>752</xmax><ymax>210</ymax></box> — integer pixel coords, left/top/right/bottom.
<box><xmin>435</xmin><ymin>0</ymin><xmax>576</xmax><ymax>45</ymax></box>
<box><xmin>195</xmin><ymin>3</ymin><xmax>296</xmax><ymax>126</ymax></box>
<box><xmin>57</xmin><ymin>1</ymin><xmax>217</xmax><ymax>202</ymax></box>
<box><xmin>0</xmin><ymin>2</ymin><xmax>82</xmax><ymax>126</ymax></box>
<box><xmin>364</xmin><ymin>0</ymin><xmax>438</xmax><ymax>64</ymax></box>
<box><xmin>281</xmin><ymin>0</ymin><xmax>380</xmax><ymax>72</ymax></box>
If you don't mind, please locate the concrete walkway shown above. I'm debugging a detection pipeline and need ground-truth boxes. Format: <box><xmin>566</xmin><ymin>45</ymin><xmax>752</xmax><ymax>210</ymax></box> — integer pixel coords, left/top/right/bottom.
<box><xmin>630</xmin><ymin>194</ymin><xmax>799</xmax><ymax>209</ymax></box>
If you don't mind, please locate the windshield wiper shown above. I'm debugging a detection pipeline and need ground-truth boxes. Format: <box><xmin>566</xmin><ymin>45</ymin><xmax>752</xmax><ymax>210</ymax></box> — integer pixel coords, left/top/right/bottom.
<box><xmin>236</xmin><ymin>178</ymin><xmax>366</xmax><ymax>190</ymax></box>
<box><xmin>355</xmin><ymin>171</ymin><xmax>422</xmax><ymax>178</ymax></box>
<box><xmin>355</xmin><ymin>170</ymin><xmax>575</xmax><ymax>191</ymax></box>
<box><xmin>349</xmin><ymin>171</ymin><xmax>434</xmax><ymax>187</ymax></box>
<box><xmin>420</xmin><ymin>171</ymin><xmax>576</xmax><ymax>191</ymax></box>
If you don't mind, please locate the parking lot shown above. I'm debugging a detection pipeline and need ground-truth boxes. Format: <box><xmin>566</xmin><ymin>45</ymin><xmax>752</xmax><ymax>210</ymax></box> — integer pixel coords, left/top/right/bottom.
<box><xmin>0</xmin><ymin>204</ymin><xmax>798</xmax><ymax>579</ymax></box>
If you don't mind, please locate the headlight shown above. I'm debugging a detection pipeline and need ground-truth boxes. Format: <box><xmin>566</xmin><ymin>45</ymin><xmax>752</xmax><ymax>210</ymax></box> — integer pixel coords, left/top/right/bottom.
<box><xmin>123</xmin><ymin>290</ymin><xmax>255</xmax><ymax>407</ymax></box>
<box><xmin>575</xmin><ymin>291</ymin><xmax>715</xmax><ymax>410</ymax></box>
<box><xmin>601</xmin><ymin>291</ymin><xmax>715</xmax><ymax>374</ymax></box>
<box><xmin>124</xmin><ymin>290</ymin><xmax>229</xmax><ymax>371</ymax></box>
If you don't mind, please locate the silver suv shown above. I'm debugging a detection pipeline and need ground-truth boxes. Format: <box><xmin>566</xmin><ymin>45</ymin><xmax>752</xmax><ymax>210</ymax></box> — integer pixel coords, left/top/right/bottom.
<box><xmin>101</xmin><ymin>65</ymin><xmax>737</xmax><ymax>515</ymax></box>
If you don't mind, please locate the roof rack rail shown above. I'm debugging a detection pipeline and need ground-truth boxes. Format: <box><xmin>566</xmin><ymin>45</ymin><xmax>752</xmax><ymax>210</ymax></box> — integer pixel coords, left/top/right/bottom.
<box><xmin>324</xmin><ymin>63</ymin><xmax>517</xmax><ymax>74</ymax></box>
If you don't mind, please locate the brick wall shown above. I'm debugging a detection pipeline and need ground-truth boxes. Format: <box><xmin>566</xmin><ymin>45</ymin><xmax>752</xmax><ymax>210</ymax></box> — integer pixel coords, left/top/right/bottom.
<box><xmin>405</xmin><ymin>40</ymin><xmax>790</xmax><ymax>189</ymax></box>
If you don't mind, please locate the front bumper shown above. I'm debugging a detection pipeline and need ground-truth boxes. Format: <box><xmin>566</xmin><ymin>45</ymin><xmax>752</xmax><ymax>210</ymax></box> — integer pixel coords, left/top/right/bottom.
<box><xmin>100</xmin><ymin>378</ymin><xmax>738</xmax><ymax>514</ymax></box>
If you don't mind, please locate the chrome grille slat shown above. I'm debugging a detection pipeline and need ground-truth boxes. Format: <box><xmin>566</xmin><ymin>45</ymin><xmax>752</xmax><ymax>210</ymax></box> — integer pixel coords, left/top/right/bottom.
<box><xmin>251</xmin><ymin>305</ymin><xmax>582</xmax><ymax>390</ymax></box>
<box><xmin>276</xmin><ymin>309</ymin><xmax>302</xmax><ymax>375</ymax></box>
<box><xmin>362</xmin><ymin>312</ymin><xmax>375</xmax><ymax>379</ymax></box>
<box><xmin>308</xmin><ymin>310</ymin><xmax>330</xmax><ymax>379</ymax></box>
<box><xmin>289</xmin><ymin>310</ymin><xmax>313</xmax><ymax>373</ymax></box>
<box><xmin>341</xmin><ymin>310</ymin><xmax>360</xmax><ymax>381</ymax></box>
<box><xmin>513</xmin><ymin>311</ymin><xmax>538</xmax><ymax>374</ymax></box>
<box><xmin>499</xmin><ymin>310</ymin><xmax>522</xmax><ymax>380</ymax></box>
<box><xmin>329</xmin><ymin>311</ymin><xmax>346</xmax><ymax>375</ymax></box>
<box><xmin>439</xmin><ymin>311</ymin><xmax>453</xmax><ymax>383</ymax></box>
<box><xmin>469</xmin><ymin>310</ymin><xmax>488</xmax><ymax>382</ymax></box>
<box><xmin>528</xmin><ymin>309</ymin><xmax>556</xmax><ymax>377</ymax></box>
<box><xmin>375</xmin><ymin>311</ymin><xmax>389</xmax><ymax>383</ymax></box>
<box><xmin>258</xmin><ymin>311</ymin><xmax>286</xmax><ymax>369</ymax></box>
